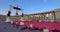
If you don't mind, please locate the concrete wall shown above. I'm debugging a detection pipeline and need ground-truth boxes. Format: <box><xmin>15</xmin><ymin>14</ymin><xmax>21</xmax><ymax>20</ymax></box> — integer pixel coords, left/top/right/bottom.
<box><xmin>10</xmin><ymin>16</ymin><xmax>21</xmax><ymax>21</ymax></box>
<box><xmin>0</xmin><ymin>15</ymin><xmax>6</xmax><ymax>21</ymax></box>
<box><xmin>55</xmin><ymin>11</ymin><xmax>60</xmax><ymax>21</ymax></box>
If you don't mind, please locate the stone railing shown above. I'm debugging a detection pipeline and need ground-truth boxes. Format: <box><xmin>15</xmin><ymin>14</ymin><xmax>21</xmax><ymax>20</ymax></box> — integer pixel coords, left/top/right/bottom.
<box><xmin>9</xmin><ymin>16</ymin><xmax>21</xmax><ymax>21</ymax></box>
<box><xmin>0</xmin><ymin>15</ymin><xmax>6</xmax><ymax>21</ymax></box>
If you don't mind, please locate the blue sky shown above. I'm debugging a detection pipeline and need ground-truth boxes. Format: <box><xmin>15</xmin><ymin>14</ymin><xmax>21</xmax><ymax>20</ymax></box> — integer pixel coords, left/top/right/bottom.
<box><xmin>0</xmin><ymin>0</ymin><xmax>60</xmax><ymax>15</ymax></box>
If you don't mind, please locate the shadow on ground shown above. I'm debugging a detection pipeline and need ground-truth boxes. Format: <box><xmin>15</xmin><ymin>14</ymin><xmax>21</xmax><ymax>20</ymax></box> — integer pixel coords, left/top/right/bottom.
<box><xmin>0</xmin><ymin>21</ymin><xmax>41</xmax><ymax>32</ymax></box>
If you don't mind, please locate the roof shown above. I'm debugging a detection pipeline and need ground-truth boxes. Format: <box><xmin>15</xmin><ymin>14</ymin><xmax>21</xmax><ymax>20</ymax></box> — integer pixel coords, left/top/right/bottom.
<box><xmin>24</xmin><ymin>8</ymin><xmax>60</xmax><ymax>15</ymax></box>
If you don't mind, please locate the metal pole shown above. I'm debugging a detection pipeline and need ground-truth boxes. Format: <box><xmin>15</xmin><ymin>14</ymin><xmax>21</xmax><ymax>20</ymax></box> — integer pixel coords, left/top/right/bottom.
<box><xmin>22</xmin><ymin>9</ymin><xmax>23</xmax><ymax>17</ymax></box>
<box><xmin>16</xmin><ymin>5</ymin><xmax>18</xmax><ymax>16</ymax></box>
<box><xmin>5</xmin><ymin>5</ymin><xmax>12</xmax><ymax>22</ymax></box>
<box><xmin>7</xmin><ymin>5</ymin><xmax>12</xmax><ymax>17</ymax></box>
<box><xmin>21</xmin><ymin>9</ymin><xmax>24</xmax><ymax>20</ymax></box>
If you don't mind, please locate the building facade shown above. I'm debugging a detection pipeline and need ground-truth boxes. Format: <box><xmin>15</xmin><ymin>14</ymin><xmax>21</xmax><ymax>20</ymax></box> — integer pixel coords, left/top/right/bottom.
<box><xmin>8</xmin><ymin>8</ymin><xmax>60</xmax><ymax>22</ymax></box>
<box><xmin>22</xmin><ymin>9</ymin><xmax>60</xmax><ymax>22</ymax></box>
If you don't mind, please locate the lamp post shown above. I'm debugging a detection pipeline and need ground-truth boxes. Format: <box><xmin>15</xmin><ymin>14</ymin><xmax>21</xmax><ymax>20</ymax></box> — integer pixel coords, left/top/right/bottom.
<box><xmin>13</xmin><ymin>5</ymin><xmax>22</xmax><ymax>16</ymax></box>
<box><xmin>15</xmin><ymin>5</ymin><xmax>19</xmax><ymax>16</ymax></box>
<box><xmin>7</xmin><ymin>5</ymin><xmax>12</xmax><ymax>17</ymax></box>
<box><xmin>5</xmin><ymin>5</ymin><xmax>12</xmax><ymax>22</ymax></box>
<box><xmin>21</xmin><ymin>9</ymin><xmax>24</xmax><ymax>21</ymax></box>
<box><xmin>21</xmin><ymin>9</ymin><xmax>24</xmax><ymax>17</ymax></box>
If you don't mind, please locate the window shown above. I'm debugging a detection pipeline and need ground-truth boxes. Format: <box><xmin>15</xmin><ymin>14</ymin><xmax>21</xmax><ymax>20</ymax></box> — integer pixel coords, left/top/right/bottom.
<box><xmin>46</xmin><ymin>14</ymin><xmax>49</xmax><ymax>17</ymax></box>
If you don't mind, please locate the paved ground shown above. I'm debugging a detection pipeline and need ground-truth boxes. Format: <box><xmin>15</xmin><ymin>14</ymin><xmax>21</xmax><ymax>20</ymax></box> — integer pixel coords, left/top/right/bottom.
<box><xmin>0</xmin><ymin>21</ymin><xmax>41</xmax><ymax>32</ymax></box>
